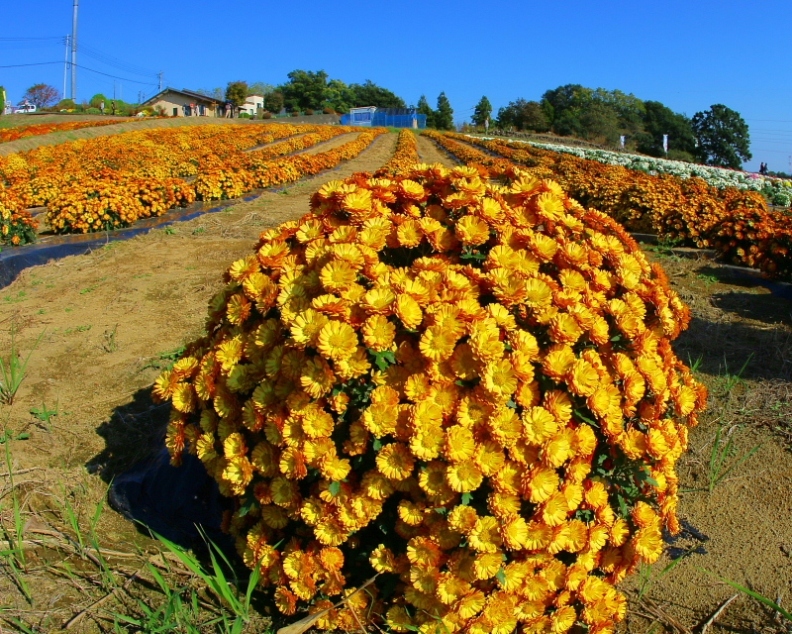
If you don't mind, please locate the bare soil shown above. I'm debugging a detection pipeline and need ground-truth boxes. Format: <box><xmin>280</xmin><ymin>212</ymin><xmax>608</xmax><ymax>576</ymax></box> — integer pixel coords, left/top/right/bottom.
<box><xmin>0</xmin><ymin>130</ymin><xmax>791</xmax><ymax>633</ymax></box>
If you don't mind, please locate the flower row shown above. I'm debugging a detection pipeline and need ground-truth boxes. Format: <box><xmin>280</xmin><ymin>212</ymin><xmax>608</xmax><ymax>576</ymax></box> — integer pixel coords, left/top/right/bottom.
<box><xmin>155</xmin><ymin>163</ymin><xmax>705</xmax><ymax>633</ymax></box>
<box><xmin>45</xmin><ymin>128</ymin><xmax>385</xmax><ymax>233</ymax></box>
<box><xmin>376</xmin><ymin>129</ymin><xmax>421</xmax><ymax>175</ymax></box>
<box><xmin>0</xmin><ymin>117</ymin><xmax>138</xmax><ymax>143</ymax></box>
<box><xmin>491</xmin><ymin>136</ymin><xmax>792</xmax><ymax>206</ymax></box>
<box><xmin>0</xmin><ymin>123</ymin><xmax>362</xmax><ymax>240</ymax></box>
<box><xmin>426</xmin><ymin>131</ymin><xmax>792</xmax><ymax>280</ymax></box>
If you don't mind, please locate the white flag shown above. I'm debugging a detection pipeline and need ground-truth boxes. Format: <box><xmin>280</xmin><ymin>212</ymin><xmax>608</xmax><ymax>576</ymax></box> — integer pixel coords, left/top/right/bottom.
<box><xmin>619</xmin><ymin>135</ymin><xmax>625</xmax><ymax>148</ymax></box>
<box><xmin>662</xmin><ymin>134</ymin><xmax>669</xmax><ymax>153</ymax></box>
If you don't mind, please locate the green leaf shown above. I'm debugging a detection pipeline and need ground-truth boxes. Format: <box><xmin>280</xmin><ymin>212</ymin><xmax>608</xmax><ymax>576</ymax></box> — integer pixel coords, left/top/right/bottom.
<box><xmin>328</xmin><ymin>481</ymin><xmax>341</xmax><ymax>496</ymax></box>
<box><xmin>461</xmin><ymin>492</ymin><xmax>473</xmax><ymax>505</ymax></box>
<box><xmin>495</xmin><ymin>568</ymin><xmax>506</xmax><ymax>585</ymax></box>
<box><xmin>372</xmin><ymin>438</ymin><xmax>382</xmax><ymax>451</ymax></box>
<box><xmin>574</xmin><ymin>409</ymin><xmax>599</xmax><ymax>427</ymax></box>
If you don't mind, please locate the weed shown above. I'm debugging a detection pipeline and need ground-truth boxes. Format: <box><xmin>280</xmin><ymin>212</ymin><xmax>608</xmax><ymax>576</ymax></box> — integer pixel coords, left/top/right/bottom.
<box><xmin>706</xmin><ymin>424</ymin><xmax>760</xmax><ymax>492</ymax></box>
<box><xmin>636</xmin><ymin>548</ymin><xmax>698</xmax><ymax>600</ymax></box>
<box><xmin>2</xmin><ymin>291</ymin><xmax>27</xmax><ymax>304</ymax></box>
<box><xmin>696</xmin><ymin>273</ymin><xmax>719</xmax><ymax>289</ymax></box>
<box><xmin>699</xmin><ymin>567</ymin><xmax>792</xmax><ymax>623</ymax></box>
<box><xmin>0</xmin><ymin>325</ymin><xmax>44</xmax><ymax>405</ymax></box>
<box><xmin>64</xmin><ymin>325</ymin><xmax>92</xmax><ymax>334</ymax></box>
<box><xmin>141</xmin><ymin>345</ymin><xmax>186</xmax><ymax>372</ymax></box>
<box><xmin>151</xmin><ymin>529</ymin><xmax>263</xmax><ymax>628</ymax></box>
<box><xmin>192</xmin><ymin>226</ymin><xmax>205</xmax><ymax>235</ymax></box>
<box><xmin>687</xmin><ymin>354</ymin><xmax>704</xmax><ymax>374</ymax></box>
<box><xmin>102</xmin><ymin>324</ymin><xmax>119</xmax><ymax>353</ymax></box>
<box><xmin>722</xmin><ymin>355</ymin><xmax>752</xmax><ymax>395</ymax></box>
<box><xmin>164</xmin><ymin>226</ymin><xmax>177</xmax><ymax>235</ymax></box>
<box><xmin>0</xmin><ymin>441</ymin><xmax>32</xmax><ymax>603</ymax></box>
<box><xmin>30</xmin><ymin>403</ymin><xmax>58</xmax><ymax>431</ymax></box>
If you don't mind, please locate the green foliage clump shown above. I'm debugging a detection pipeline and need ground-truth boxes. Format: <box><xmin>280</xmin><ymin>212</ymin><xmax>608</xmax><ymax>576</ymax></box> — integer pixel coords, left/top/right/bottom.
<box><xmin>691</xmin><ymin>104</ymin><xmax>752</xmax><ymax>169</ymax></box>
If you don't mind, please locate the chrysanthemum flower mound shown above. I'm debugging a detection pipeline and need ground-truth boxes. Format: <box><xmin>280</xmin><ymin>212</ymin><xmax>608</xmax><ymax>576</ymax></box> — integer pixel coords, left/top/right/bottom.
<box><xmin>154</xmin><ymin>163</ymin><xmax>707</xmax><ymax>634</ymax></box>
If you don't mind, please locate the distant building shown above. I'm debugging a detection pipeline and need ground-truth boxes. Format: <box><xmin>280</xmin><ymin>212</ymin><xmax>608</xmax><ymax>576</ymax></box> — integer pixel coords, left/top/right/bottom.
<box><xmin>140</xmin><ymin>87</ymin><xmax>220</xmax><ymax>117</ymax></box>
<box><xmin>341</xmin><ymin>107</ymin><xmax>426</xmax><ymax>129</ymax></box>
<box><xmin>238</xmin><ymin>94</ymin><xmax>265</xmax><ymax>117</ymax></box>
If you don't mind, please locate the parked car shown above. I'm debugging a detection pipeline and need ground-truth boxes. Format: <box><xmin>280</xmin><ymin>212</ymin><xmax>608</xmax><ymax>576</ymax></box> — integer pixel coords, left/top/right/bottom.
<box><xmin>14</xmin><ymin>103</ymin><xmax>37</xmax><ymax>114</ymax></box>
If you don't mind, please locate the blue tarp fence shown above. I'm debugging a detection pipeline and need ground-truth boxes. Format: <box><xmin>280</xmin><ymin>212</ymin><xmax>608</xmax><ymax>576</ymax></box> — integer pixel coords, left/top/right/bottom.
<box><xmin>340</xmin><ymin>110</ymin><xmax>427</xmax><ymax>129</ymax></box>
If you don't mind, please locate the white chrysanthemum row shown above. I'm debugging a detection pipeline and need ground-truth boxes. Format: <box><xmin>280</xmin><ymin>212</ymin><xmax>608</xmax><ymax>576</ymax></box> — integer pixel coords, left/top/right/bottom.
<box><xmin>471</xmin><ymin>136</ymin><xmax>792</xmax><ymax>206</ymax></box>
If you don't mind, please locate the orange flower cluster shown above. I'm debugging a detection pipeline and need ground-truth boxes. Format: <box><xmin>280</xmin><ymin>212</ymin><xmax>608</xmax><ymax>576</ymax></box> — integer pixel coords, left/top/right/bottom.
<box><xmin>245</xmin><ymin>127</ymin><xmax>349</xmax><ymax>163</ymax></box>
<box><xmin>428</xmin><ymin>132</ymin><xmax>792</xmax><ymax>280</ymax></box>
<box><xmin>423</xmin><ymin>131</ymin><xmax>510</xmax><ymax>174</ymax></box>
<box><xmin>376</xmin><ymin>130</ymin><xmax>421</xmax><ymax>175</ymax></box>
<box><xmin>193</xmin><ymin>129</ymin><xmax>386</xmax><ymax>201</ymax></box>
<box><xmin>709</xmin><ymin>207</ymin><xmax>792</xmax><ymax>278</ymax></box>
<box><xmin>443</xmin><ymin>133</ymin><xmax>768</xmax><ymax>245</ymax></box>
<box><xmin>154</xmin><ymin>164</ymin><xmax>705</xmax><ymax>633</ymax></box>
<box><xmin>46</xmin><ymin>177</ymin><xmax>196</xmax><ymax>233</ymax></box>
<box><xmin>0</xmin><ymin>183</ymin><xmax>37</xmax><ymax>245</ymax></box>
<box><xmin>0</xmin><ymin>123</ymin><xmax>366</xmax><ymax>236</ymax></box>
<box><xmin>0</xmin><ymin>123</ymin><xmax>323</xmax><ymax>209</ymax></box>
<box><xmin>0</xmin><ymin>117</ymin><xmax>137</xmax><ymax>144</ymax></box>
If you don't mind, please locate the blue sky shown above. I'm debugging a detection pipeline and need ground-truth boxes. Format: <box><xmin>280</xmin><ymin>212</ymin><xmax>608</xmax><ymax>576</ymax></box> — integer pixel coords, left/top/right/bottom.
<box><xmin>2</xmin><ymin>0</ymin><xmax>791</xmax><ymax>172</ymax></box>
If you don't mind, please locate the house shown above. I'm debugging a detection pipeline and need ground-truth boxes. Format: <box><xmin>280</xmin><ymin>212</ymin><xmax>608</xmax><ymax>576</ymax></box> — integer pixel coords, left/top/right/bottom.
<box><xmin>140</xmin><ymin>87</ymin><xmax>222</xmax><ymax>117</ymax></box>
<box><xmin>240</xmin><ymin>95</ymin><xmax>265</xmax><ymax>117</ymax></box>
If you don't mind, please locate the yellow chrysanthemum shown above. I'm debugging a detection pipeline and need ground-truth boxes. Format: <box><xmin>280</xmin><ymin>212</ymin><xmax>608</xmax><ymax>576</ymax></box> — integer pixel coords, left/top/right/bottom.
<box><xmin>446</xmin><ymin>460</ymin><xmax>483</xmax><ymax>493</ymax></box>
<box><xmin>316</xmin><ymin>320</ymin><xmax>358</xmax><ymax>362</ymax></box>
<box><xmin>376</xmin><ymin>443</ymin><xmax>415</xmax><ymax>480</ymax></box>
<box><xmin>362</xmin><ymin>314</ymin><xmax>396</xmax><ymax>351</ymax></box>
<box><xmin>467</xmin><ymin>516</ymin><xmax>502</xmax><ymax>553</ymax></box>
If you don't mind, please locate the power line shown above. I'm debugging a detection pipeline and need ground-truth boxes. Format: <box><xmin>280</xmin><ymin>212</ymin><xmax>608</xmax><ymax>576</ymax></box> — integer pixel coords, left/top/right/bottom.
<box><xmin>75</xmin><ymin>63</ymin><xmax>158</xmax><ymax>87</ymax></box>
<box><xmin>78</xmin><ymin>43</ymin><xmax>159</xmax><ymax>78</ymax></box>
<box><xmin>0</xmin><ymin>36</ymin><xmax>62</xmax><ymax>41</ymax></box>
<box><xmin>0</xmin><ymin>61</ymin><xmax>62</xmax><ymax>69</ymax></box>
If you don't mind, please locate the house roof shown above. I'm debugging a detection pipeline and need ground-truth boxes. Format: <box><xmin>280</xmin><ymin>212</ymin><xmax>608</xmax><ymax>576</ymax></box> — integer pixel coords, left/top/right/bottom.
<box><xmin>141</xmin><ymin>87</ymin><xmax>222</xmax><ymax>106</ymax></box>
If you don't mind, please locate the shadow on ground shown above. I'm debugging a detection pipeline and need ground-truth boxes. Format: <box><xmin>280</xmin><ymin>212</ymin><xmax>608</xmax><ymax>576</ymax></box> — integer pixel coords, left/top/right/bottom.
<box><xmin>86</xmin><ymin>387</ymin><xmax>232</xmax><ymax>552</ymax></box>
<box><xmin>674</xmin><ymin>314</ymin><xmax>792</xmax><ymax>382</ymax></box>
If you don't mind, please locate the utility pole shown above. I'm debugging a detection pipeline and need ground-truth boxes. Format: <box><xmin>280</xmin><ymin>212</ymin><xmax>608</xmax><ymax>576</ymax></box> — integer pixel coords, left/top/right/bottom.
<box><xmin>71</xmin><ymin>0</ymin><xmax>79</xmax><ymax>101</ymax></box>
<box><xmin>158</xmin><ymin>72</ymin><xmax>163</xmax><ymax>91</ymax></box>
<box><xmin>63</xmin><ymin>35</ymin><xmax>70</xmax><ymax>101</ymax></box>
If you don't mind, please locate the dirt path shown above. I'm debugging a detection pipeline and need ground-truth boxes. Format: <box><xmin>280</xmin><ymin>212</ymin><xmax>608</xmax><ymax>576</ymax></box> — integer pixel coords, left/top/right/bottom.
<box><xmin>416</xmin><ymin>133</ymin><xmax>458</xmax><ymax>167</ymax></box>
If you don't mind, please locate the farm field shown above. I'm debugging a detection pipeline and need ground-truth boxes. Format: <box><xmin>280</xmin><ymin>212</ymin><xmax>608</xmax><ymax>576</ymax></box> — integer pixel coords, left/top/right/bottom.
<box><xmin>0</xmin><ymin>122</ymin><xmax>790</xmax><ymax>633</ymax></box>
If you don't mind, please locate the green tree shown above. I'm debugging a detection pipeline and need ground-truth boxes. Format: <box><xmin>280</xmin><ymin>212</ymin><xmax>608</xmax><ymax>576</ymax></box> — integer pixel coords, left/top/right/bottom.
<box><xmin>225</xmin><ymin>81</ymin><xmax>249</xmax><ymax>115</ymax></box>
<box><xmin>541</xmin><ymin>84</ymin><xmax>646</xmax><ymax>144</ymax></box>
<box><xmin>323</xmin><ymin>79</ymin><xmax>355</xmax><ymax>113</ymax></box>
<box><xmin>496</xmin><ymin>99</ymin><xmax>549</xmax><ymax>132</ymax></box>
<box><xmin>435</xmin><ymin>92</ymin><xmax>454</xmax><ymax>130</ymax></box>
<box><xmin>247</xmin><ymin>82</ymin><xmax>274</xmax><ymax>97</ymax></box>
<box><xmin>278</xmin><ymin>70</ymin><xmax>329</xmax><ymax>112</ymax></box>
<box><xmin>691</xmin><ymin>104</ymin><xmax>752</xmax><ymax>169</ymax></box>
<box><xmin>23</xmin><ymin>83</ymin><xmax>60</xmax><ymax>108</ymax></box>
<box><xmin>579</xmin><ymin>101</ymin><xmax>621</xmax><ymax>144</ymax></box>
<box><xmin>349</xmin><ymin>80</ymin><xmax>405</xmax><ymax>109</ymax></box>
<box><xmin>89</xmin><ymin>93</ymin><xmax>109</xmax><ymax>109</ymax></box>
<box><xmin>636</xmin><ymin>100</ymin><xmax>696</xmax><ymax>158</ymax></box>
<box><xmin>264</xmin><ymin>91</ymin><xmax>285</xmax><ymax>114</ymax></box>
<box><xmin>417</xmin><ymin>95</ymin><xmax>435</xmax><ymax>129</ymax></box>
<box><xmin>471</xmin><ymin>96</ymin><xmax>492</xmax><ymax>128</ymax></box>
<box><xmin>196</xmin><ymin>87</ymin><xmax>224</xmax><ymax>101</ymax></box>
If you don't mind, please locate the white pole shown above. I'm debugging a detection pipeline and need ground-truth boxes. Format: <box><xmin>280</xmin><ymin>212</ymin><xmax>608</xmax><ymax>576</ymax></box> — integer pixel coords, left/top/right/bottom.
<box><xmin>63</xmin><ymin>35</ymin><xmax>70</xmax><ymax>101</ymax></box>
<box><xmin>71</xmin><ymin>0</ymin><xmax>78</xmax><ymax>101</ymax></box>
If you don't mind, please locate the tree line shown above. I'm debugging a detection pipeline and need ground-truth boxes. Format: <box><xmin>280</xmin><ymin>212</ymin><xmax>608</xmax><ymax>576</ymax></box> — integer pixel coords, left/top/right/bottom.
<box><xmin>201</xmin><ymin>72</ymin><xmax>455</xmax><ymax>129</ymax></box>
<box><xmin>471</xmin><ymin>84</ymin><xmax>752</xmax><ymax>169</ymax></box>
